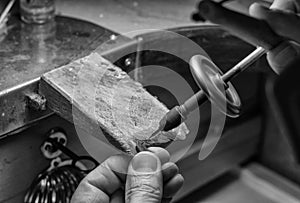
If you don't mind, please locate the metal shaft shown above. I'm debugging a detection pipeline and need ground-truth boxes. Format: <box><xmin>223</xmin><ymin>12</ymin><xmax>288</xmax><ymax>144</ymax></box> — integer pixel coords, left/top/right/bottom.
<box><xmin>184</xmin><ymin>47</ymin><xmax>265</xmax><ymax>116</ymax></box>
<box><xmin>222</xmin><ymin>47</ymin><xmax>266</xmax><ymax>82</ymax></box>
<box><xmin>151</xmin><ymin>47</ymin><xmax>267</xmax><ymax>137</ymax></box>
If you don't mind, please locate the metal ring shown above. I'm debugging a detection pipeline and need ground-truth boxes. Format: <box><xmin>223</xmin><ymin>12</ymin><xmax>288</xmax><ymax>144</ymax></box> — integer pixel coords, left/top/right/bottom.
<box><xmin>190</xmin><ymin>55</ymin><xmax>241</xmax><ymax>117</ymax></box>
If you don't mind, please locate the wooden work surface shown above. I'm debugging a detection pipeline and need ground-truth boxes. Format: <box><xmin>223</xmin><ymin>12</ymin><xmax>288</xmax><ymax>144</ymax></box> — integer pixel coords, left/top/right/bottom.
<box><xmin>39</xmin><ymin>52</ymin><xmax>188</xmax><ymax>154</ymax></box>
<box><xmin>0</xmin><ymin>16</ymin><xmax>132</xmax><ymax>137</ymax></box>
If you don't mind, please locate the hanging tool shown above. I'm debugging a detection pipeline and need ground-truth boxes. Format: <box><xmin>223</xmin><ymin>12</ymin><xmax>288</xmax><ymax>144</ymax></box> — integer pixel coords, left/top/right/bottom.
<box><xmin>150</xmin><ymin>0</ymin><xmax>298</xmax><ymax>138</ymax></box>
<box><xmin>47</xmin><ymin>138</ymin><xmax>99</xmax><ymax>172</ymax></box>
<box><xmin>24</xmin><ymin>135</ymin><xmax>100</xmax><ymax>203</ymax></box>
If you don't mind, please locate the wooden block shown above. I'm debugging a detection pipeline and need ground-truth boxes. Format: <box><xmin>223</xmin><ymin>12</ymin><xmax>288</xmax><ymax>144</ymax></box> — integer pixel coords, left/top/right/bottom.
<box><xmin>39</xmin><ymin>53</ymin><xmax>188</xmax><ymax>154</ymax></box>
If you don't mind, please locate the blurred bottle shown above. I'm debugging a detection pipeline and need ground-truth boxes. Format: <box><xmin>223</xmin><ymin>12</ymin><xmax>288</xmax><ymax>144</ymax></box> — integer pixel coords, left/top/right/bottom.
<box><xmin>20</xmin><ymin>19</ymin><xmax>56</xmax><ymax>65</ymax></box>
<box><xmin>20</xmin><ymin>0</ymin><xmax>55</xmax><ymax>24</ymax></box>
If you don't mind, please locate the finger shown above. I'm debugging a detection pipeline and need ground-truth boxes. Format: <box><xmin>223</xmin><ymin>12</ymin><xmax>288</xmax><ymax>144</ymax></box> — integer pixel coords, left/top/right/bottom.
<box><xmin>249</xmin><ymin>3</ymin><xmax>300</xmax><ymax>43</ymax></box>
<box><xmin>110</xmin><ymin>189</ymin><xmax>124</xmax><ymax>203</ymax></box>
<box><xmin>86</xmin><ymin>155</ymin><xmax>131</xmax><ymax>193</ymax></box>
<box><xmin>71</xmin><ymin>181</ymin><xmax>109</xmax><ymax>203</ymax></box>
<box><xmin>148</xmin><ymin>147</ymin><xmax>170</xmax><ymax>165</ymax></box>
<box><xmin>270</xmin><ymin>0</ymin><xmax>299</xmax><ymax>12</ymax></box>
<box><xmin>71</xmin><ymin>155</ymin><xmax>131</xmax><ymax>203</ymax></box>
<box><xmin>267</xmin><ymin>41</ymin><xmax>300</xmax><ymax>74</ymax></box>
<box><xmin>126</xmin><ymin>151</ymin><xmax>163</xmax><ymax>203</ymax></box>
<box><xmin>163</xmin><ymin>174</ymin><xmax>184</xmax><ymax>198</ymax></box>
<box><xmin>162</xmin><ymin>162</ymin><xmax>179</xmax><ymax>182</ymax></box>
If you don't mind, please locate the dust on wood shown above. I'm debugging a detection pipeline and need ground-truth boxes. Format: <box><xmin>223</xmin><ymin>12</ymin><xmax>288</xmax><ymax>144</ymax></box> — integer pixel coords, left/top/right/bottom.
<box><xmin>39</xmin><ymin>53</ymin><xmax>189</xmax><ymax>154</ymax></box>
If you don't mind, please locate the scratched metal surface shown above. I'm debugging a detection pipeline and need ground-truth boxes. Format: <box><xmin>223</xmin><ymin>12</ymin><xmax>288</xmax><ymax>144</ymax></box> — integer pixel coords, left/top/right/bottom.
<box><xmin>0</xmin><ymin>16</ymin><xmax>133</xmax><ymax>137</ymax></box>
<box><xmin>0</xmin><ymin>16</ymin><xmax>118</xmax><ymax>92</ymax></box>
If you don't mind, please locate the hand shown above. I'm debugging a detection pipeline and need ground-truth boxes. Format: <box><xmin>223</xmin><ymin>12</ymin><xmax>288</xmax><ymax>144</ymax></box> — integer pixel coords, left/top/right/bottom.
<box><xmin>71</xmin><ymin>147</ymin><xmax>184</xmax><ymax>203</ymax></box>
<box><xmin>249</xmin><ymin>0</ymin><xmax>300</xmax><ymax>74</ymax></box>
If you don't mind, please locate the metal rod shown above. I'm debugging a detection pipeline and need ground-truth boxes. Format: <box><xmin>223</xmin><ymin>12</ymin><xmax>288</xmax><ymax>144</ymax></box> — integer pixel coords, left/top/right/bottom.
<box><xmin>222</xmin><ymin>47</ymin><xmax>266</xmax><ymax>82</ymax></box>
<box><xmin>134</xmin><ymin>37</ymin><xmax>143</xmax><ymax>82</ymax></box>
<box><xmin>48</xmin><ymin>138</ymin><xmax>80</xmax><ymax>160</ymax></box>
<box><xmin>150</xmin><ymin>47</ymin><xmax>267</xmax><ymax>137</ymax></box>
<box><xmin>183</xmin><ymin>47</ymin><xmax>266</xmax><ymax>116</ymax></box>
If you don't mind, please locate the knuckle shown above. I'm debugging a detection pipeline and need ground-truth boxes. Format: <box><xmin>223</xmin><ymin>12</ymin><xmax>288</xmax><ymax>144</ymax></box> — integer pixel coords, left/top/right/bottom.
<box><xmin>126</xmin><ymin>184</ymin><xmax>162</xmax><ymax>201</ymax></box>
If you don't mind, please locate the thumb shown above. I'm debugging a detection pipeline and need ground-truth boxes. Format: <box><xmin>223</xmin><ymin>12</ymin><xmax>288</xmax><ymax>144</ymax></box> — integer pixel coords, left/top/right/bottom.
<box><xmin>249</xmin><ymin>3</ymin><xmax>300</xmax><ymax>43</ymax></box>
<box><xmin>125</xmin><ymin>152</ymin><xmax>163</xmax><ymax>203</ymax></box>
<box><xmin>249</xmin><ymin>3</ymin><xmax>300</xmax><ymax>73</ymax></box>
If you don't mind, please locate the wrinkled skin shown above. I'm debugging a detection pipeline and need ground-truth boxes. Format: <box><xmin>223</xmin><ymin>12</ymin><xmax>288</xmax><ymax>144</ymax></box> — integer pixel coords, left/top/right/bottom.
<box><xmin>71</xmin><ymin>147</ymin><xmax>184</xmax><ymax>203</ymax></box>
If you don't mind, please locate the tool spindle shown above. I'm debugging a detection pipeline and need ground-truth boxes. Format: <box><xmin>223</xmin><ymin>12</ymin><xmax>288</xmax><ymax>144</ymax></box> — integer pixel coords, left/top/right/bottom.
<box><xmin>150</xmin><ymin>0</ymin><xmax>286</xmax><ymax>138</ymax></box>
<box><xmin>150</xmin><ymin>46</ymin><xmax>266</xmax><ymax>138</ymax></box>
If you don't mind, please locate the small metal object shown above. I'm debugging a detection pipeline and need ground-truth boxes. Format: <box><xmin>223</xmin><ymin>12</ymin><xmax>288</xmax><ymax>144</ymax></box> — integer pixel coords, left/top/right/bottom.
<box><xmin>135</xmin><ymin>140</ymin><xmax>149</xmax><ymax>153</ymax></box>
<box><xmin>26</xmin><ymin>92</ymin><xmax>47</xmax><ymax>111</ymax></box>
<box><xmin>41</xmin><ymin>128</ymin><xmax>67</xmax><ymax>159</ymax></box>
<box><xmin>42</xmin><ymin>128</ymin><xmax>99</xmax><ymax>169</ymax></box>
<box><xmin>124</xmin><ymin>57</ymin><xmax>133</xmax><ymax>67</ymax></box>
<box><xmin>47</xmin><ymin>138</ymin><xmax>99</xmax><ymax>172</ymax></box>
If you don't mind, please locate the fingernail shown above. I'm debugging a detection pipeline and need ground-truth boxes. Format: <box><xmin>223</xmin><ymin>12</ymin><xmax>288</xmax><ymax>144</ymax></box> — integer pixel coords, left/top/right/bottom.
<box><xmin>249</xmin><ymin>3</ymin><xmax>270</xmax><ymax>18</ymax></box>
<box><xmin>252</xmin><ymin>2</ymin><xmax>269</xmax><ymax>10</ymax></box>
<box><xmin>131</xmin><ymin>152</ymin><xmax>158</xmax><ymax>172</ymax></box>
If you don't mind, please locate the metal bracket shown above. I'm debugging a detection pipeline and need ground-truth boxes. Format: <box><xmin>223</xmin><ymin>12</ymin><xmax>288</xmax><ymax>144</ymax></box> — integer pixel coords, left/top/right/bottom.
<box><xmin>26</xmin><ymin>92</ymin><xmax>47</xmax><ymax>111</ymax></box>
<box><xmin>41</xmin><ymin>128</ymin><xmax>67</xmax><ymax>159</ymax></box>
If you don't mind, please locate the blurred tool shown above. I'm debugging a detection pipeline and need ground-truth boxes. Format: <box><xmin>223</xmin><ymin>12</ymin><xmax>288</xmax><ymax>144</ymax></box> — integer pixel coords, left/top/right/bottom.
<box><xmin>150</xmin><ymin>0</ymin><xmax>296</xmax><ymax>138</ymax></box>
<box><xmin>20</xmin><ymin>0</ymin><xmax>55</xmax><ymax>24</ymax></box>
<box><xmin>151</xmin><ymin>47</ymin><xmax>265</xmax><ymax>138</ymax></box>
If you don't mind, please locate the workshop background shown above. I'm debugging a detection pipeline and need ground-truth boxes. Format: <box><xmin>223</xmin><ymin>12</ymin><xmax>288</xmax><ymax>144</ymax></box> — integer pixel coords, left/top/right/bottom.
<box><xmin>1</xmin><ymin>0</ymin><xmax>300</xmax><ymax>203</ymax></box>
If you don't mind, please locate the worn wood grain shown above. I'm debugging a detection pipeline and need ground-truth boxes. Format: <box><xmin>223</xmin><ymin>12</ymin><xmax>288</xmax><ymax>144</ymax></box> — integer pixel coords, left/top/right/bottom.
<box><xmin>39</xmin><ymin>53</ymin><xmax>188</xmax><ymax>154</ymax></box>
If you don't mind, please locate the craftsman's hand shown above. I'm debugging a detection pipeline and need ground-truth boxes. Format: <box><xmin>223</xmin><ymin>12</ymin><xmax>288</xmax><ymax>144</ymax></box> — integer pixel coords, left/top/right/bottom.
<box><xmin>249</xmin><ymin>0</ymin><xmax>300</xmax><ymax>74</ymax></box>
<box><xmin>71</xmin><ymin>147</ymin><xmax>184</xmax><ymax>203</ymax></box>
